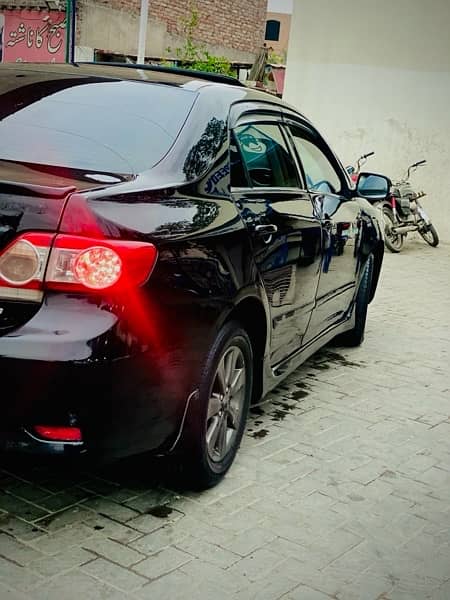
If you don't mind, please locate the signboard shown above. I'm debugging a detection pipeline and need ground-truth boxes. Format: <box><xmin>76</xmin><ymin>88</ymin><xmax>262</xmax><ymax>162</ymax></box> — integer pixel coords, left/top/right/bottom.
<box><xmin>1</xmin><ymin>10</ymin><xmax>66</xmax><ymax>63</ymax></box>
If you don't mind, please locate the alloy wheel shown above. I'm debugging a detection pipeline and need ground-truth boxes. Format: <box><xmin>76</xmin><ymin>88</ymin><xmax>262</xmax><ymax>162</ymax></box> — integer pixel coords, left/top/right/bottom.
<box><xmin>206</xmin><ymin>345</ymin><xmax>247</xmax><ymax>462</ymax></box>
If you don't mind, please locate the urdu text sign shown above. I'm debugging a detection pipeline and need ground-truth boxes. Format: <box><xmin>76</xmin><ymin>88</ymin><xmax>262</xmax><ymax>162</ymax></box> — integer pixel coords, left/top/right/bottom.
<box><xmin>2</xmin><ymin>10</ymin><xmax>66</xmax><ymax>63</ymax></box>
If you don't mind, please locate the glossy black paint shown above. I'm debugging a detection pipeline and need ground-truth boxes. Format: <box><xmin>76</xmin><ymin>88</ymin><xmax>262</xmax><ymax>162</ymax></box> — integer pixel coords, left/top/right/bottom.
<box><xmin>0</xmin><ymin>64</ymin><xmax>384</xmax><ymax>461</ymax></box>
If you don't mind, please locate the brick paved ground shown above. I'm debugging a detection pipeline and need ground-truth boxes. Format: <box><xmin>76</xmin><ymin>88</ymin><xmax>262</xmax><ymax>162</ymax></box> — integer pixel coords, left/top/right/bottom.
<box><xmin>0</xmin><ymin>240</ymin><xmax>449</xmax><ymax>599</ymax></box>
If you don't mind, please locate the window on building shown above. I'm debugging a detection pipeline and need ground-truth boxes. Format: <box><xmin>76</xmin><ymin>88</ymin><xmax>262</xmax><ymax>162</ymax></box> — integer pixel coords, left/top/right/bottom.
<box><xmin>265</xmin><ymin>20</ymin><xmax>281</xmax><ymax>42</ymax></box>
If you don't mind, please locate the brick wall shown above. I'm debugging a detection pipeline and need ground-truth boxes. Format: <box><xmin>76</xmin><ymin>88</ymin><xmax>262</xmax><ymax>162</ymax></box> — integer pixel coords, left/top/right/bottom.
<box><xmin>148</xmin><ymin>0</ymin><xmax>267</xmax><ymax>55</ymax></box>
<box><xmin>77</xmin><ymin>0</ymin><xmax>266</xmax><ymax>58</ymax></box>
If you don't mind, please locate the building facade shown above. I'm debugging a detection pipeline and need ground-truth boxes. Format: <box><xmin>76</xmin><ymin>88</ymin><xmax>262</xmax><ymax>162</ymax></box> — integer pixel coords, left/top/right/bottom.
<box><xmin>0</xmin><ymin>0</ymin><xmax>267</xmax><ymax>64</ymax></box>
<box><xmin>264</xmin><ymin>0</ymin><xmax>292</xmax><ymax>60</ymax></box>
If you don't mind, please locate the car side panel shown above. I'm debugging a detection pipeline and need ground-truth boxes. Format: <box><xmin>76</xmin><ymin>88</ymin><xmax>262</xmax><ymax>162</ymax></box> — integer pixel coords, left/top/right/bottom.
<box><xmin>66</xmin><ymin>186</ymin><xmax>262</xmax><ymax>456</ymax></box>
<box><xmin>303</xmin><ymin>193</ymin><xmax>361</xmax><ymax>341</ymax></box>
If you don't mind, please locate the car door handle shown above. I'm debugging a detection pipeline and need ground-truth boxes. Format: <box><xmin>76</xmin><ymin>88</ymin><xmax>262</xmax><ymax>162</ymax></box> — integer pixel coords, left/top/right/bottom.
<box><xmin>255</xmin><ymin>224</ymin><xmax>278</xmax><ymax>236</ymax></box>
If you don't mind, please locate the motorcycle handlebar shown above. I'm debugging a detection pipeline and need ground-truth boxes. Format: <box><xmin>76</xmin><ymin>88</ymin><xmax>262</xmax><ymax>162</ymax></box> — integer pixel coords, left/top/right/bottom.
<box><xmin>362</xmin><ymin>151</ymin><xmax>375</xmax><ymax>160</ymax></box>
<box><xmin>404</xmin><ymin>159</ymin><xmax>427</xmax><ymax>182</ymax></box>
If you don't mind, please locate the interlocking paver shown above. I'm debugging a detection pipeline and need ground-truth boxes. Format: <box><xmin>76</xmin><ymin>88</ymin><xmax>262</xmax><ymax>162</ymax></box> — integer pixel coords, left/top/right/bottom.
<box><xmin>81</xmin><ymin>557</ymin><xmax>149</xmax><ymax>591</ymax></box>
<box><xmin>130</xmin><ymin>523</ymin><xmax>187</xmax><ymax>554</ymax></box>
<box><xmin>82</xmin><ymin>536</ymin><xmax>145</xmax><ymax>567</ymax></box>
<box><xmin>30</xmin><ymin>546</ymin><xmax>95</xmax><ymax>578</ymax></box>
<box><xmin>29</xmin><ymin>523</ymin><xmax>94</xmax><ymax>555</ymax></box>
<box><xmin>31</xmin><ymin>569</ymin><xmax>129</xmax><ymax>600</ymax></box>
<box><xmin>0</xmin><ymin>555</ymin><xmax>44</xmax><ymax>591</ymax></box>
<box><xmin>0</xmin><ymin>533</ymin><xmax>44</xmax><ymax>565</ymax></box>
<box><xmin>132</xmin><ymin>546</ymin><xmax>192</xmax><ymax>578</ymax></box>
<box><xmin>136</xmin><ymin>568</ymin><xmax>224</xmax><ymax>600</ymax></box>
<box><xmin>0</xmin><ymin>241</ymin><xmax>448</xmax><ymax>599</ymax></box>
<box><xmin>175</xmin><ymin>535</ymin><xmax>241</xmax><ymax>568</ymax></box>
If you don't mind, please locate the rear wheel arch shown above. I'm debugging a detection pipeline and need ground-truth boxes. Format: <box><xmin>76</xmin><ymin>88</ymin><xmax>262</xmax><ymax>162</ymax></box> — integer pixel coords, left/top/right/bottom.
<box><xmin>224</xmin><ymin>296</ymin><xmax>268</xmax><ymax>404</ymax></box>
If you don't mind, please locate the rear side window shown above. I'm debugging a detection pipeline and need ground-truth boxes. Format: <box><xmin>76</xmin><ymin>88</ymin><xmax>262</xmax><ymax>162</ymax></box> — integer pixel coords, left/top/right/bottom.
<box><xmin>0</xmin><ymin>78</ymin><xmax>197</xmax><ymax>175</ymax></box>
<box><xmin>234</xmin><ymin>123</ymin><xmax>299</xmax><ymax>188</ymax></box>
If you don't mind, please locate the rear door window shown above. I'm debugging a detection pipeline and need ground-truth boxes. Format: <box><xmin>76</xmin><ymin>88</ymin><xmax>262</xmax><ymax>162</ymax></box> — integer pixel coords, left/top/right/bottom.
<box><xmin>233</xmin><ymin>123</ymin><xmax>299</xmax><ymax>188</ymax></box>
<box><xmin>0</xmin><ymin>77</ymin><xmax>197</xmax><ymax>175</ymax></box>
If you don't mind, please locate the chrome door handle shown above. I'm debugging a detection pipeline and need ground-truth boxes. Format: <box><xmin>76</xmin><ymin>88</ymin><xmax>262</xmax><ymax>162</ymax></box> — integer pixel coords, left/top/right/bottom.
<box><xmin>255</xmin><ymin>224</ymin><xmax>278</xmax><ymax>236</ymax></box>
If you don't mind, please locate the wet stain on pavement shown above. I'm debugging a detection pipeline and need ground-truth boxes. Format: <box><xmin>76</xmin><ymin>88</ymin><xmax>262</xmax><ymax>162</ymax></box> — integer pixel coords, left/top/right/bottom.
<box><xmin>312</xmin><ymin>363</ymin><xmax>331</xmax><ymax>371</ymax></box>
<box><xmin>294</xmin><ymin>381</ymin><xmax>310</xmax><ymax>390</ymax></box>
<box><xmin>275</xmin><ymin>401</ymin><xmax>296</xmax><ymax>411</ymax></box>
<box><xmin>147</xmin><ymin>504</ymin><xmax>173</xmax><ymax>518</ymax></box>
<box><xmin>290</xmin><ymin>390</ymin><xmax>309</xmax><ymax>400</ymax></box>
<box><xmin>271</xmin><ymin>409</ymin><xmax>288</xmax><ymax>422</ymax></box>
<box><xmin>322</xmin><ymin>351</ymin><xmax>363</xmax><ymax>368</ymax></box>
<box><xmin>305</xmin><ymin>350</ymin><xmax>363</xmax><ymax>373</ymax></box>
<box><xmin>251</xmin><ymin>429</ymin><xmax>269</xmax><ymax>439</ymax></box>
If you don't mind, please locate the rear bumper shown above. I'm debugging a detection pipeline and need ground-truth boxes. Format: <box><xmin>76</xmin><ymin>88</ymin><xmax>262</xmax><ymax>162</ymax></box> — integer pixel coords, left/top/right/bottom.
<box><xmin>0</xmin><ymin>293</ymin><xmax>196</xmax><ymax>460</ymax></box>
<box><xmin>0</xmin><ymin>428</ymin><xmax>85</xmax><ymax>456</ymax></box>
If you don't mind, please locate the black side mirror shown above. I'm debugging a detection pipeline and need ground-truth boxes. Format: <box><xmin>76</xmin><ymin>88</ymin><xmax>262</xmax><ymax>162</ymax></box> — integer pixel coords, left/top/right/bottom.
<box><xmin>356</xmin><ymin>172</ymin><xmax>391</xmax><ymax>201</ymax></box>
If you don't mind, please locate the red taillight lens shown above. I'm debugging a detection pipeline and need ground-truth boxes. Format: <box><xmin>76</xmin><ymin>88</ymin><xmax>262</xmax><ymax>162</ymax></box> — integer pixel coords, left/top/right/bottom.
<box><xmin>74</xmin><ymin>246</ymin><xmax>122</xmax><ymax>289</ymax></box>
<box><xmin>0</xmin><ymin>233</ymin><xmax>157</xmax><ymax>299</ymax></box>
<box><xmin>45</xmin><ymin>235</ymin><xmax>157</xmax><ymax>292</ymax></box>
<box><xmin>33</xmin><ymin>425</ymin><xmax>82</xmax><ymax>442</ymax></box>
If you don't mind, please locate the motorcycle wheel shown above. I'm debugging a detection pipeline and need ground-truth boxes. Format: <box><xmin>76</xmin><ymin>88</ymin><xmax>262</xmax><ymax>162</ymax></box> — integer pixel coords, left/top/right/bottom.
<box><xmin>419</xmin><ymin>223</ymin><xmax>439</xmax><ymax>247</ymax></box>
<box><xmin>382</xmin><ymin>207</ymin><xmax>404</xmax><ymax>253</ymax></box>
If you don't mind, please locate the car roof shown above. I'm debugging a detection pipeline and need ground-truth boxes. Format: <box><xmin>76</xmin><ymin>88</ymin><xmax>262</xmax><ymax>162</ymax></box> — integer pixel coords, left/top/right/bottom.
<box><xmin>0</xmin><ymin>61</ymin><xmax>291</xmax><ymax>107</ymax></box>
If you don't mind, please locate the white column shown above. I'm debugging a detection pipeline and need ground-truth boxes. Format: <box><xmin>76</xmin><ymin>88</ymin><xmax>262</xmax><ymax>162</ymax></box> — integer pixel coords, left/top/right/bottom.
<box><xmin>137</xmin><ymin>0</ymin><xmax>149</xmax><ymax>63</ymax></box>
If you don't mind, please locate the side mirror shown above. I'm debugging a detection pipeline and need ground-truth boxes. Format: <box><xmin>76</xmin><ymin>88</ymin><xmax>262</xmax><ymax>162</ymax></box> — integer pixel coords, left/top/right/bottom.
<box><xmin>356</xmin><ymin>172</ymin><xmax>391</xmax><ymax>201</ymax></box>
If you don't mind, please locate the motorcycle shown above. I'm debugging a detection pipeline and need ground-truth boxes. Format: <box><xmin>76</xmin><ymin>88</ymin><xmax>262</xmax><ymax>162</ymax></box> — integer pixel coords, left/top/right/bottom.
<box><xmin>382</xmin><ymin>160</ymin><xmax>439</xmax><ymax>253</ymax></box>
<box><xmin>347</xmin><ymin>154</ymin><xmax>439</xmax><ymax>253</ymax></box>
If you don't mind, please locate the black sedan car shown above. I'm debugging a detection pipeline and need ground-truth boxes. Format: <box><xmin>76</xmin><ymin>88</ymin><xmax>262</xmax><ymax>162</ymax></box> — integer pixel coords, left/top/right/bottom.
<box><xmin>0</xmin><ymin>63</ymin><xmax>389</xmax><ymax>488</ymax></box>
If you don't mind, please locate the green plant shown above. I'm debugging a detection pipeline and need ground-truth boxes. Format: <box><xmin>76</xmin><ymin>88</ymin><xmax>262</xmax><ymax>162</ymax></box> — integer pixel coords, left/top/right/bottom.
<box><xmin>168</xmin><ymin>1</ymin><xmax>234</xmax><ymax>76</ymax></box>
<box><xmin>268</xmin><ymin>49</ymin><xmax>286</xmax><ymax>65</ymax></box>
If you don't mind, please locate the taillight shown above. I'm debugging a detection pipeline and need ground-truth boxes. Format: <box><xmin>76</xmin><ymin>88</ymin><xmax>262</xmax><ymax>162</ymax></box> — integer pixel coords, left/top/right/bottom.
<box><xmin>45</xmin><ymin>235</ymin><xmax>157</xmax><ymax>292</ymax></box>
<box><xmin>0</xmin><ymin>233</ymin><xmax>54</xmax><ymax>286</ymax></box>
<box><xmin>33</xmin><ymin>425</ymin><xmax>82</xmax><ymax>442</ymax></box>
<box><xmin>0</xmin><ymin>232</ymin><xmax>157</xmax><ymax>299</ymax></box>
<box><xmin>0</xmin><ymin>233</ymin><xmax>54</xmax><ymax>301</ymax></box>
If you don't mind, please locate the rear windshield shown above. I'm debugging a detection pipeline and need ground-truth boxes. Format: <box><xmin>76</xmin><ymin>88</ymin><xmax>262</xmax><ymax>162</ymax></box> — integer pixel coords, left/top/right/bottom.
<box><xmin>0</xmin><ymin>76</ymin><xmax>197</xmax><ymax>175</ymax></box>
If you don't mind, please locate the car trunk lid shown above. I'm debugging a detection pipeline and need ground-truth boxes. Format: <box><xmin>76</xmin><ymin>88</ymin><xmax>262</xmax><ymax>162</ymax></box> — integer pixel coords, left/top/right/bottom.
<box><xmin>0</xmin><ymin>158</ymin><xmax>132</xmax><ymax>335</ymax></box>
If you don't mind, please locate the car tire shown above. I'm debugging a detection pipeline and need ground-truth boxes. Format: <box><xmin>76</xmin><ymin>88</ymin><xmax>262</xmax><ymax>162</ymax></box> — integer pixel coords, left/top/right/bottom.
<box><xmin>178</xmin><ymin>321</ymin><xmax>253</xmax><ymax>490</ymax></box>
<box><xmin>336</xmin><ymin>254</ymin><xmax>374</xmax><ymax>347</ymax></box>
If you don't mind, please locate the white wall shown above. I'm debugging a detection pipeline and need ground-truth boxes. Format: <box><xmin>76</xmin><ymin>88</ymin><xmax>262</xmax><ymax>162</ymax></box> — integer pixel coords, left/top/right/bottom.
<box><xmin>267</xmin><ymin>0</ymin><xmax>293</xmax><ymax>14</ymax></box>
<box><xmin>284</xmin><ymin>0</ymin><xmax>450</xmax><ymax>242</ymax></box>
